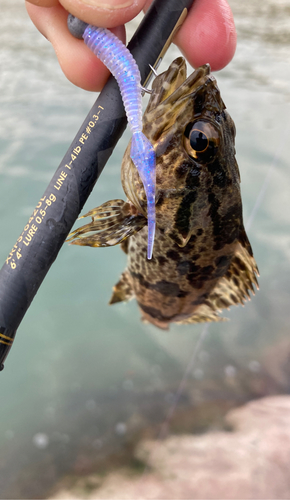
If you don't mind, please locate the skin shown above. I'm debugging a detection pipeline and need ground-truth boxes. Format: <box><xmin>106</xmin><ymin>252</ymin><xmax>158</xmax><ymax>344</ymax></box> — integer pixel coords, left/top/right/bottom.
<box><xmin>25</xmin><ymin>0</ymin><xmax>237</xmax><ymax>91</ymax></box>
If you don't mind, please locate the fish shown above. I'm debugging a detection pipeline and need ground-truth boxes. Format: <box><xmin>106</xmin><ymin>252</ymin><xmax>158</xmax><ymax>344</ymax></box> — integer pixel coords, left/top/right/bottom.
<box><xmin>67</xmin><ymin>57</ymin><xmax>259</xmax><ymax>330</ymax></box>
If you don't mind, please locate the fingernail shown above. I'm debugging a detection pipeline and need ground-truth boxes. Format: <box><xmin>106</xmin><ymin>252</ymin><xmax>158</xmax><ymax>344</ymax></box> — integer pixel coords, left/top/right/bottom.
<box><xmin>80</xmin><ymin>0</ymin><xmax>134</xmax><ymax>8</ymax></box>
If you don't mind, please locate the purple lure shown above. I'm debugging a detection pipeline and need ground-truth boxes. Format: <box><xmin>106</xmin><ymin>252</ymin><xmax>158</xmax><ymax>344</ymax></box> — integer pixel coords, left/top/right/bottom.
<box><xmin>83</xmin><ymin>25</ymin><xmax>156</xmax><ymax>259</ymax></box>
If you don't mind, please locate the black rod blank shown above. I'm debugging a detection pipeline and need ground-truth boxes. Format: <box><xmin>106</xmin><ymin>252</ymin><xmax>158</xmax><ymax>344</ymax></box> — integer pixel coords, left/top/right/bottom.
<box><xmin>0</xmin><ymin>0</ymin><xmax>195</xmax><ymax>369</ymax></box>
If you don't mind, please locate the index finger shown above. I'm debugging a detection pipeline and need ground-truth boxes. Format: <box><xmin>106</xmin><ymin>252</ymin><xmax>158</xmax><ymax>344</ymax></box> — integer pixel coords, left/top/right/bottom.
<box><xmin>175</xmin><ymin>0</ymin><xmax>237</xmax><ymax>71</ymax></box>
<box><xmin>26</xmin><ymin>0</ymin><xmax>236</xmax><ymax>91</ymax></box>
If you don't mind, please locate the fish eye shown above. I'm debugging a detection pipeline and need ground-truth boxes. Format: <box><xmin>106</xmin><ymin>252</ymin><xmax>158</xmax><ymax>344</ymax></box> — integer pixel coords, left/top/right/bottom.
<box><xmin>183</xmin><ymin>120</ymin><xmax>220</xmax><ymax>163</ymax></box>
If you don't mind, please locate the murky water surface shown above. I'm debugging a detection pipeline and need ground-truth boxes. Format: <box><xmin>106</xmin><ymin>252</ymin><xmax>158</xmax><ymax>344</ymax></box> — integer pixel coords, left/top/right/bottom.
<box><xmin>1</xmin><ymin>0</ymin><xmax>290</xmax><ymax>497</ymax></box>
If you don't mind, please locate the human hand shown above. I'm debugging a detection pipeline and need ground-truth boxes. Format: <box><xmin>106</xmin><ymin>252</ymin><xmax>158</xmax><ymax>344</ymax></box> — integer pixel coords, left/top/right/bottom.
<box><xmin>25</xmin><ymin>0</ymin><xmax>237</xmax><ymax>92</ymax></box>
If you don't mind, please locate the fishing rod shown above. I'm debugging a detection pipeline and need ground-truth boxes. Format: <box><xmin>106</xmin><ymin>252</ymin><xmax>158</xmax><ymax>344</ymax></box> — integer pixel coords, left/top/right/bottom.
<box><xmin>0</xmin><ymin>0</ymin><xmax>195</xmax><ymax>369</ymax></box>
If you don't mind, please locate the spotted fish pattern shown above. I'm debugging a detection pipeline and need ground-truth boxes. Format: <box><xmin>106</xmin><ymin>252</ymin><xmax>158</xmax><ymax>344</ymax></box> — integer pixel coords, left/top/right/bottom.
<box><xmin>67</xmin><ymin>57</ymin><xmax>259</xmax><ymax>329</ymax></box>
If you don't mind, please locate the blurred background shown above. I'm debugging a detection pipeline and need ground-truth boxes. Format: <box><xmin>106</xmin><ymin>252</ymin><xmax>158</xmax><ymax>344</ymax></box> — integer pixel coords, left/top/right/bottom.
<box><xmin>1</xmin><ymin>0</ymin><xmax>290</xmax><ymax>497</ymax></box>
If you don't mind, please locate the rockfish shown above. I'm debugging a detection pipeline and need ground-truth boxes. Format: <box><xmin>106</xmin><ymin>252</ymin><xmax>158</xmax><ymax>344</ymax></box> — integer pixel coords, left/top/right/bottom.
<box><xmin>68</xmin><ymin>57</ymin><xmax>259</xmax><ymax>329</ymax></box>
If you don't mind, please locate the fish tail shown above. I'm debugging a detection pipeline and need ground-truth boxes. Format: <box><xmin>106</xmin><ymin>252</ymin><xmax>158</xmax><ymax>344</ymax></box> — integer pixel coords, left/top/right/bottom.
<box><xmin>130</xmin><ymin>131</ymin><xmax>156</xmax><ymax>259</ymax></box>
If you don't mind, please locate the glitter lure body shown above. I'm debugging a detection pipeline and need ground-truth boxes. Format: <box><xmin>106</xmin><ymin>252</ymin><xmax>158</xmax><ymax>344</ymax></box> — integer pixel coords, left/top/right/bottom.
<box><xmin>83</xmin><ymin>25</ymin><xmax>156</xmax><ymax>259</ymax></box>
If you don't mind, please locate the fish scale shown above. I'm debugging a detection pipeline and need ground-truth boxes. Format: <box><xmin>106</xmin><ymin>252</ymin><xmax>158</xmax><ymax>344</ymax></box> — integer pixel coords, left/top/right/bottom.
<box><xmin>68</xmin><ymin>57</ymin><xmax>258</xmax><ymax>330</ymax></box>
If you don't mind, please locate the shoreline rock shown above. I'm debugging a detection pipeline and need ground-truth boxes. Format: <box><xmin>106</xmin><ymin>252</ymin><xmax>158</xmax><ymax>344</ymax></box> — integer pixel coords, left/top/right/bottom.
<box><xmin>50</xmin><ymin>395</ymin><xmax>290</xmax><ymax>499</ymax></box>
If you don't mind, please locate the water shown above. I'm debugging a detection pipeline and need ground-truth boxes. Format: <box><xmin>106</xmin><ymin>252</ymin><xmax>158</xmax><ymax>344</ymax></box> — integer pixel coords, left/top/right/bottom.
<box><xmin>1</xmin><ymin>0</ymin><xmax>290</xmax><ymax>497</ymax></box>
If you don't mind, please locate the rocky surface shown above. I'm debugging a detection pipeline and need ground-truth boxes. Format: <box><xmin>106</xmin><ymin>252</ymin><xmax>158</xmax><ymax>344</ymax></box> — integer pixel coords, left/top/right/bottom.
<box><xmin>50</xmin><ymin>395</ymin><xmax>290</xmax><ymax>499</ymax></box>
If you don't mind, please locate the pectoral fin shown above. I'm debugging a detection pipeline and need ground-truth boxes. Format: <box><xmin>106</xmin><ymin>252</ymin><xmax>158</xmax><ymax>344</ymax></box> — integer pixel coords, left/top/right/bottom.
<box><xmin>67</xmin><ymin>199</ymin><xmax>146</xmax><ymax>248</ymax></box>
<box><xmin>109</xmin><ymin>270</ymin><xmax>134</xmax><ymax>304</ymax></box>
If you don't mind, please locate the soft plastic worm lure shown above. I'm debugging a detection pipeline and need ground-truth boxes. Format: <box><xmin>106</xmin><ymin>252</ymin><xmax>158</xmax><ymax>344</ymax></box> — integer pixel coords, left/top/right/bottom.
<box><xmin>83</xmin><ymin>25</ymin><xmax>156</xmax><ymax>259</ymax></box>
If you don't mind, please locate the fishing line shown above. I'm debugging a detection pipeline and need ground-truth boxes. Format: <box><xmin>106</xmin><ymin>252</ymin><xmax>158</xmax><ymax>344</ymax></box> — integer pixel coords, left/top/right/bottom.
<box><xmin>137</xmin><ymin>324</ymin><xmax>209</xmax><ymax>481</ymax></box>
<box><xmin>245</xmin><ymin>117</ymin><xmax>290</xmax><ymax>232</ymax></box>
<box><xmin>158</xmin><ymin>324</ymin><xmax>210</xmax><ymax>440</ymax></box>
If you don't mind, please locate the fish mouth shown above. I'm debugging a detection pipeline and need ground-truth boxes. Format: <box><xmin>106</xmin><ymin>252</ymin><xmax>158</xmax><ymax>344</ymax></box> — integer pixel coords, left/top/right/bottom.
<box><xmin>142</xmin><ymin>59</ymin><xmax>223</xmax><ymax>159</ymax></box>
<box><xmin>164</xmin><ymin>63</ymin><xmax>211</xmax><ymax>102</ymax></box>
<box><xmin>147</xmin><ymin>57</ymin><xmax>211</xmax><ymax>111</ymax></box>
<box><xmin>143</xmin><ymin>58</ymin><xmax>224</xmax><ymax>142</ymax></box>
<box><xmin>122</xmin><ymin>58</ymin><xmax>224</xmax><ymax>219</ymax></box>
